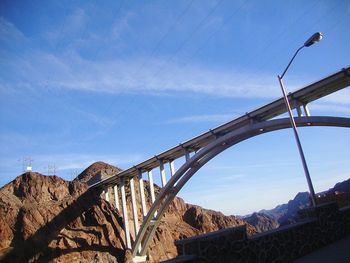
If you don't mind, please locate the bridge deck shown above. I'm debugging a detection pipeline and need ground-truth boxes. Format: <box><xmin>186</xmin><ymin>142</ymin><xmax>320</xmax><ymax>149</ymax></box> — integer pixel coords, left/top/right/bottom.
<box><xmin>91</xmin><ymin>67</ymin><xmax>350</xmax><ymax>188</ymax></box>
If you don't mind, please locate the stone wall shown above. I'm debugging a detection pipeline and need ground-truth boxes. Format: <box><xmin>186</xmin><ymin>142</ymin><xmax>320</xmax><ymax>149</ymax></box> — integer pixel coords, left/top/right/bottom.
<box><xmin>173</xmin><ymin>202</ymin><xmax>350</xmax><ymax>263</ymax></box>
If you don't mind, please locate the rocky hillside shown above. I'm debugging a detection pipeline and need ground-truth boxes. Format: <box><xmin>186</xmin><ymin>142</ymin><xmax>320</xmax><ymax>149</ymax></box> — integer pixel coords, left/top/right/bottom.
<box><xmin>244</xmin><ymin>212</ymin><xmax>279</xmax><ymax>233</ymax></box>
<box><xmin>0</xmin><ymin>171</ymin><xmax>126</xmax><ymax>262</ymax></box>
<box><xmin>76</xmin><ymin>161</ymin><xmax>122</xmax><ymax>185</ymax></box>
<box><xmin>0</xmin><ymin>162</ymin><xmax>255</xmax><ymax>262</ymax></box>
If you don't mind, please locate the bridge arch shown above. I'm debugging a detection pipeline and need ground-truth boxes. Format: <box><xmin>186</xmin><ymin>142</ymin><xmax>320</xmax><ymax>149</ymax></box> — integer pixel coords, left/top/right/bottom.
<box><xmin>132</xmin><ymin>116</ymin><xmax>350</xmax><ymax>258</ymax></box>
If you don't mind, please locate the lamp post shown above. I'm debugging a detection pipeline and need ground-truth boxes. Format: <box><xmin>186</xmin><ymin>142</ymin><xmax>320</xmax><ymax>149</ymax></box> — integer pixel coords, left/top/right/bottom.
<box><xmin>278</xmin><ymin>32</ymin><xmax>323</xmax><ymax>208</ymax></box>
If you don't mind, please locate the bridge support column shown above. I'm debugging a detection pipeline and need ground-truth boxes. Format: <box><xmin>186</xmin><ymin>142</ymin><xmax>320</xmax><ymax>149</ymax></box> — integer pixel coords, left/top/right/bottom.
<box><xmin>159</xmin><ymin>161</ymin><xmax>167</xmax><ymax>187</ymax></box>
<box><xmin>104</xmin><ymin>187</ymin><xmax>110</xmax><ymax>202</ymax></box>
<box><xmin>120</xmin><ymin>178</ymin><xmax>131</xmax><ymax>249</ymax></box>
<box><xmin>185</xmin><ymin>148</ymin><xmax>191</xmax><ymax>162</ymax></box>
<box><xmin>113</xmin><ymin>185</ymin><xmax>120</xmax><ymax>210</ymax></box>
<box><xmin>293</xmin><ymin>100</ymin><xmax>303</xmax><ymax>117</ymax></box>
<box><xmin>169</xmin><ymin>160</ymin><xmax>176</xmax><ymax>177</ymax></box>
<box><xmin>138</xmin><ymin>170</ymin><xmax>147</xmax><ymax>217</ymax></box>
<box><xmin>147</xmin><ymin>170</ymin><xmax>156</xmax><ymax>204</ymax></box>
<box><xmin>303</xmin><ymin>104</ymin><xmax>311</xmax><ymax>116</ymax></box>
<box><xmin>130</xmin><ymin>176</ymin><xmax>141</xmax><ymax>252</ymax></box>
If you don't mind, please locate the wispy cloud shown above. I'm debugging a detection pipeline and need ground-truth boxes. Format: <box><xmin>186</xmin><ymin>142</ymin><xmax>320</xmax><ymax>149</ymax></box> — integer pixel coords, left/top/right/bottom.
<box><xmin>310</xmin><ymin>89</ymin><xmax>350</xmax><ymax>115</ymax></box>
<box><xmin>166</xmin><ymin>113</ymin><xmax>238</xmax><ymax>124</ymax></box>
<box><xmin>0</xmin><ymin>15</ymin><xmax>282</xmax><ymax>100</ymax></box>
<box><xmin>317</xmin><ymin>88</ymin><xmax>350</xmax><ymax>105</ymax></box>
<box><xmin>311</xmin><ymin>103</ymin><xmax>350</xmax><ymax>114</ymax></box>
<box><xmin>0</xmin><ymin>17</ymin><xmax>26</xmax><ymax>43</ymax></box>
<box><xmin>2</xmin><ymin>50</ymin><xmax>282</xmax><ymax>98</ymax></box>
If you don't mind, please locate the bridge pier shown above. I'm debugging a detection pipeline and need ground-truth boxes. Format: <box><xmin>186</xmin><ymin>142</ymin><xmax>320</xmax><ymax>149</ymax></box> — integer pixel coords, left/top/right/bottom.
<box><xmin>159</xmin><ymin>160</ymin><xmax>167</xmax><ymax>187</ymax></box>
<box><xmin>303</xmin><ymin>104</ymin><xmax>311</xmax><ymax>116</ymax></box>
<box><xmin>104</xmin><ymin>187</ymin><xmax>110</xmax><ymax>202</ymax></box>
<box><xmin>113</xmin><ymin>185</ymin><xmax>120</xmax><ymax>210</ymax></box>
<box><xmin>147</xmin><ymin>170</ymin><xmax>156</xmax><ymax>204</ymax></box>
<box><xmin>169</xmin><ymin>160</ymin><xmax>176</xmax><ymax>177</ymax></box>
<box><xmin>130</xmin><ymin>177</ymin><xmax>140</xmax><ymax>239</ymax></box>
<box><xmin>184</xmin><ymin>148</ymin><xmax>191</xmax><ymax>162</ymax></box>
<box><xmin>120</xmin><ymin>178</ymin><xmax>132</xmax><ymax>249</ymax></box>
<box><xmin>138</xmin><ymin>170</ymin><xmax>147</xmax><ymax>218</ymax></box>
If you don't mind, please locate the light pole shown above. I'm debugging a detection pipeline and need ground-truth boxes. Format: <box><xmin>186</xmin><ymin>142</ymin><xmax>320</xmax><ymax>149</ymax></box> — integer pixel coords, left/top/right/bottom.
<box><xmin>278</xmin><ymin>32</ymin><xmax>323</xmax><ymax>208</ymax></box>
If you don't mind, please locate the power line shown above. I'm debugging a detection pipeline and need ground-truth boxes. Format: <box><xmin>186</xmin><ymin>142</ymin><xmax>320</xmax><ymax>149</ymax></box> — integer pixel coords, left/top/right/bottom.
<box><xmin>98</xmin><ymin>0</ymin><xmax>219</xmax><ymax>133</ymax></box>
<box><xmin>149</xmin><ymin>0</ymin><xmax>226</xmax><ymax>82</ymax></box>
<box><xmin>95</xmin><ymin>0</ymin><xmax>195</xmax><ymax>125</ymax></box>
<box><xmin>133</xmin><ymin>0</ymin><xmax>195</xmax><ymax>76</ymax></box>
<box><xmin>180</xmin><ymin>0</ymin><xmax>249</xmax><ymax>67</ymax></box>
<box><xmin>100</xmin><ymin>0</ymin><xmax>227</xmax><ymax>132</ymax></box>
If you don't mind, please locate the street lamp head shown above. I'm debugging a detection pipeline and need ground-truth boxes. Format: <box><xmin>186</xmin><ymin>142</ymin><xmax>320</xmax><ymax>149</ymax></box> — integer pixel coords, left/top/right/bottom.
<box><xmin>304</xmin><ymin>32</ymin><xmax>323</xmax><ymax>47</ymax></box>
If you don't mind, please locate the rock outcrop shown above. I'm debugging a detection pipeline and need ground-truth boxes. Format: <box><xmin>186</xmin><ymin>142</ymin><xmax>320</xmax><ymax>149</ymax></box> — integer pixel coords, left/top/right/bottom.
<box><xmin>76</xmin><ymin>161</ymin><xmax>122</xmax><ymax>185</ymax></box>
<box><xmin>0</xmin><ymin>162</ymin><xmax>256</xmax><ymax>262</ymax></box>
<box><xmin>0</xmin><ymin>171</ymin><xmax>126</xmax><ymax>262</ymax></box>
<box><xmin>183</xmin><ymin>205</ymin><xmax>256</xmax><ymax>235</ymax></box>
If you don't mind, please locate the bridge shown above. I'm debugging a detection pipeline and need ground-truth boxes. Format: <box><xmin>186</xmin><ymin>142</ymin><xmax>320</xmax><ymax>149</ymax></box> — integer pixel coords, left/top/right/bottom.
<box><xmin>90</xmin><ymin>67</ymin><xmax>350</xmax><ymax>262</ymax></box>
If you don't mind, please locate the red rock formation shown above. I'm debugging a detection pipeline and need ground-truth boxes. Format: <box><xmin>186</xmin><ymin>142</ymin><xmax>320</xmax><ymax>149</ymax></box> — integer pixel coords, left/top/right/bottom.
<box><xmin>182</xmin><ymin>204</ymin><xmax>256</xmax><ymax>235</ymax></box>
<box><xmin>0</xmin><ymin>172</ymin><xmax>125</xmax><ymax>262</ymax></box>
<box><xmin>0</xmin><ymin>162</ymin><xmax>256</xmax><ymax>262</ymax></box>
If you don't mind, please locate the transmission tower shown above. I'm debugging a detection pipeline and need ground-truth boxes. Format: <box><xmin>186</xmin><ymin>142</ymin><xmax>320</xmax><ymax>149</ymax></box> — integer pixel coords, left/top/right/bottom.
<box><xmin>20</xmin><ymin>156</ymin><xmax>33</xmax><ymax>172</ymax></box>
<box><xmin>47</xmin><ymin>164</ymin><xmax>57</xmax><ymax>175</ymax></box>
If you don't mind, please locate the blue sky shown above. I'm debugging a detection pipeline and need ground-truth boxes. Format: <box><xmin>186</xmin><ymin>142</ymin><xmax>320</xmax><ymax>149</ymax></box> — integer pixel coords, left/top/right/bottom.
<box><xmin>0</xmin><ymin>0</ymin><xmax>349</xmax><ymax>215</ymax></box>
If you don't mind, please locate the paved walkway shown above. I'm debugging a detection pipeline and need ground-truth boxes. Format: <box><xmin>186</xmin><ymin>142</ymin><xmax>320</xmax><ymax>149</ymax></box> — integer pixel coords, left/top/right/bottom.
<box><xmin>293</xmin><ymin>235</ymin><xmax>350</xmax><ymax>263</ymax></box>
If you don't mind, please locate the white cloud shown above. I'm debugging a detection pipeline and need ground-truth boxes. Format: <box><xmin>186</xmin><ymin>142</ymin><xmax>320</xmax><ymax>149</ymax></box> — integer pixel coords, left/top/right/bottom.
<box><xmin>166</xmin><ymin>113</ymin><xmax>238</xmax><ymax>124</ymax></box>
<box><xmin>310</xmin><ymin>89</ymin><xmax>350</xmax><ymax>115</ymax></box>
<box><xmin>111</xmin><ymin>11</ymin><xmax>135</xmax><ymax>39</ymax></box>
<box><xmin>319</xmin><ymin>88</ymin><xmax>350</xmax><ymax>105</ymax></box>
<box><xmin>46</xmin><ymin>8</ymin><xmax>88</xmax><ymax>44</ymax></box>
<box><xmin>311</xmin><ymin>103</ymin><xmax>350</xmax><ymax>114</ymax></box>
<box><xmin>2</xmin><ymin>48</ymin><xmax>281</xmax><ymax>99</ymax></box>
<box><xmin>0</xmin><ymin>17</ymin><xmax>26</xmax><ymax>43</ymax></box>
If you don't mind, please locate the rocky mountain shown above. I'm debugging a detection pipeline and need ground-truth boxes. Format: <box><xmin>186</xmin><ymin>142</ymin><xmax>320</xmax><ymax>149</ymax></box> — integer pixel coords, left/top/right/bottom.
<box><xmin>317</xmin><ymin>178</ymin><xmax>350</xmax><ymax>208</ymax></box>
<box><xmin>0</xmin><ymin>162</ymin><xmax>256</xmax><ymax>262</ymax></box>
<box><xmin>328</xmin><ymin>178</ymin><xmax>350</xmax><ymax>193</ymax></box>
<box><xmin>250</xmin><ymin>191</ymin><xmax>310</xmax><ymax>230</ymax></box>
<box><xmin>250</xmin><ymin>178</ymin><xmax>350</xmax><ymax>232</ymax></box>
<box><xmin>76</xmin><ymin>161</ymin><xmax>122</xmax><ymax>185</ymax></box>
<box><xmin>244</xmin><ymin>212</ymin><xmax>279</xmax><ymax>233</ymax></box>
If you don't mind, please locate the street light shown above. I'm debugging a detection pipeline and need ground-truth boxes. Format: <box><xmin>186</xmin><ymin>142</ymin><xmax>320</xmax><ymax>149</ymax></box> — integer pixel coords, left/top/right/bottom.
<box><xmin>277</xmin><ymin>32</ymin><xmax>323</xmax><ymax>208</ymax></box>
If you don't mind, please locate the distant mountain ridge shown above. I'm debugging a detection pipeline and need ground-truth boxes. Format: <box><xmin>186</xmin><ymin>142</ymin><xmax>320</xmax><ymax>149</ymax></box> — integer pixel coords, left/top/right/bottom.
<box><xmin>331</xmin><ymin>178</ymin><xmax>350</xmax><ymax>193</ymax></box>
<box><xmin>246</xmin><ymin>178</ymin><xmax>350</xmax><ymax>232</ymax></box>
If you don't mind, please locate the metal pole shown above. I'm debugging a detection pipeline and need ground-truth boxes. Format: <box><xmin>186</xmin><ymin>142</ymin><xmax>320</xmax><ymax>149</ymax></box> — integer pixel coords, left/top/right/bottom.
<box><xmin>277</xmin><ymin>75</ymin><xmax>316</xmax><ymax>207</ymax></box>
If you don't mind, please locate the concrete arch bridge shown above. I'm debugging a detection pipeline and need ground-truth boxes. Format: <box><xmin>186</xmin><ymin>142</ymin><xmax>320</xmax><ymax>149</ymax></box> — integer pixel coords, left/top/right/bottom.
<box><xmin>90</xmin><ymin>67</ymin><xmax>350</xmax><ymax>262</ymax></box>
